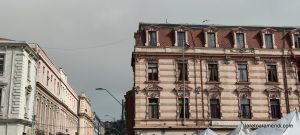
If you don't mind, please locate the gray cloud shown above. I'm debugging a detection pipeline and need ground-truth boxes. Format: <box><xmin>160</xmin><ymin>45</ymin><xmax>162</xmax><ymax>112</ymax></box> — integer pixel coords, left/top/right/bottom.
<box><xmin>0</xmin><ymin>0</ymin><xmax>299</xmax><ymax>120</ymax></box>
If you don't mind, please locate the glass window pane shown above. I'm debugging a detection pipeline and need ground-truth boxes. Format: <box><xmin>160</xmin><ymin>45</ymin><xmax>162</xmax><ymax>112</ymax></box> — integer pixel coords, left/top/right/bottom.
<box><xmin>208</xmin><ymin>32</ymin><xmax>216</xmax><ymax>48</ymax></box>
<box><xmin>236</xmin><ymin>33</ymin><xmax>245</xmax><ymax>48</ymax></box>
<box><xmin>265</xmin><ymin>34</ymin><xmax>273</xmax><ymax>49</ymax></box>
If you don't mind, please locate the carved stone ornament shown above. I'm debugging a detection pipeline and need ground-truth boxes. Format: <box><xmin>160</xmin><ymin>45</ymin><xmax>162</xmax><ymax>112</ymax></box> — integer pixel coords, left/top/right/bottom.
<box><xmin>264</xmin><ymin>86</ymin><xmax>284</xmax><ymax>98</ymax></box>
<box><xmin>143</xmin><ymin>25</ymin><xmax>160</xmax><ymax>31</ymax></box>
<box><xmin>173</xmin><ymin>84</ymin><xmax>192</xmax><ymax>98</ymax></box>
<box><xmin>143</xmin><ymin>84</ymin><xmax>163</xmax><ymax>97</ymax></box>
<box><xmin>235</xmin><ymin>85</ymin><xmax>254</xmax><ymax>97</ymax></box>
<box><xmin>25</xmin><ymin>85</ymin><xmax>32</xmax><ymax>92</ymax></box>
<box><xmin>205</xmin><ymin>85</ymin><xmax>223</xmax><ymax>93</ymax></box>
<box><xmin>224</xmin><ymin>56</ymin><xmax>231</xmax><ymax>64</ymax></box>
<box><xmin>174</xmin><ymin>25</ymin><xmax>190</xmax><ymax>31</ymax></box>
<box><xmin>133</xmin><ymin>86</ymin><xmax>141</xmax><ymax>94</ymax></box>
<box><xmin>254</xmin><ymin>56</ymin><xmax>260</xmax><ymax>65</ymax></box>
<box><xmin>230</xmin><ymin>48</ymin><xmax>255</xmax><ymax>53</ymax></box>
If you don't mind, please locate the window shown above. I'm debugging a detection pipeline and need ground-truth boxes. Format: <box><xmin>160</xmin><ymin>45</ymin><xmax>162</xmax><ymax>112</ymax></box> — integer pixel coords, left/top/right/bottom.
<box><xmin>236</xmin><ymin>33</ymin><xmax>245</xmax><ymax>48</ymax></box>
<box><xmin>178</xmin><ymin>62</ymin><xmax>188</xmax><ymax>81</ymax></box>
<box><xmin>237</xmin><ymin>64</ymin><xmax>248</xmax><ymax>82</ymax></box>
<box><xmin>208</xmin><ymin>32</ymin><xmax>216</xmax><ymax>48</ymax></box>
<box><xmin>294</xmin><ymin>34</ymin><xmax>300</xmax><ymax>48</ymax></box>
<box><xmin>27</xmin><ymin>60</ymin><xmax>31</xmax><ymax>80</ymax></box>
<box><xmin>47</xmin><ymin>71</ymin><xmax>49</xmax><ymax>86</ymax></box>
<box><xmin>298</xmin><ymin>69</ymin><xmax>300</xmax><ymax>82</ymax></box>
<box><xmin>210</xmin><ymin>99</ymin><xmax>220</xmax><ymax>118</ymax></box>
<box><xmin>267</xmin><ymin>65</ymin><xmax>278</xmax><ymax>82</ymax></box>
<box><xmin>0</xmin><ymin>54</ymin><xmax>4</xmax><ymax>76</ymax></box>
<box><xmin>0</xmin><ymin>88</ymin><xmax>2</xmax><ymax>106</ymax></box>
<box><xmin>148</xmin><ymin>62</ymin><xmax>158</xmax><ymax>81</ymax></box>
<box><xmin>208</xmin><ymin>64</ymin><xmax>218</xmax><ymax>82</ymax></box>
<box><xmin>265</xmin><ymin>34</ymin><xmax>273</xmax><ymax>49</ymax></box>
<box><xmin>177</xmin><ymin>32</ymin><xmax>186</xmax><ymax>47</ymax></box>
<box><xmin>270</xmin><ymin>99</ymin><xmax>281</xmax><ymax>118</ymax></box>
<box><xmin>240</xmin><ymin>98</ymin><xmax>251</xmax><ymax>118</ymax></box>
<box><xmin>148</xmin><ymin>31</ymin><xmax>157</xmax><ymax>46</ymax></box>
<box><xmin>148</xmin><ymin>98</ymin><xmax>159</xmax><ymax>119</ymax></box>
<box><xmin>179</xmin><ymin>98</ymin><xmax>189</xmax><ymax>118</ymax></box>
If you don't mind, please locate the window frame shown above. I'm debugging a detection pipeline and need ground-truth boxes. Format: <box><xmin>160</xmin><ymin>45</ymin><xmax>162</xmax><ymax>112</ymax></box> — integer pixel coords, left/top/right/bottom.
<box><xmin>144</xmin><ymin>25</ymin><xmax>160</xmax><ymax>47</ymax></box>
<box><xmin>148</xmin><ymin>98</ymin><xmax>159</xmax><ymax>119</ymax></box>
<box><xmin>207</xmin><ymin>32</ymin><xmax>216</xmax><ymax>48</ymax></box>
<box><xmin>204</xmin><ymin>27</ymin><xmax>219</xmax><ymax>48</ymax></box>
<box><xmin>267</xmin><ymin>64</ymin><xmax>278</xmax><ymax>82</ymax></box>
<box><xmin>208</xmin><ymin>63</ymin><xmax>219</xmax><ymax>82</ymax></box>
<box><xmin>237</xmin><ymin>63</ymin><xmax>248</xmax><ymax>82</ymax></box>
<box><xmin>0</xmin><ymin>54</ymin><xmax>5</xmax><ymax>76</ymax></box>
<box><xmin>210</xmin><ymin>98</ymin><xmax>221</xmax><ymax>119</ymax></box>
<box><xmin>240</xmin><ymin>97</ymin><xmax>252</xmax><ymax>119</ymax></box>
<box><xmin>177</xmin><ymin>61</ymin><xmax>188</xmax><ymax>81</ymax></box>
<box><xmin>261</xmin><ymin>28</ymin><xmax>276</xmax><ymax>49</ymax></box>
<box><xmin>270</xmin><ymin>99</ymin><xmax>281</xmax><ymax>119</ymax></box>
<box><xmin>147</xmin><ymin>60</ymin><xmax>159</xmax><ymax>82</ymax></box>
<box><xmin>178</xmin><ymin>97</ymin><xmax>189</xmax><ymax>119</ymax></box>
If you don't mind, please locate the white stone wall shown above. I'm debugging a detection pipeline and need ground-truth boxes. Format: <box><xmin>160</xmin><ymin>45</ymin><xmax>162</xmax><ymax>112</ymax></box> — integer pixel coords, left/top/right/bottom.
<box><xmin>0</xmin><ymin>42</ymin><xmax>37</xmax><ymax>135</ymax></box>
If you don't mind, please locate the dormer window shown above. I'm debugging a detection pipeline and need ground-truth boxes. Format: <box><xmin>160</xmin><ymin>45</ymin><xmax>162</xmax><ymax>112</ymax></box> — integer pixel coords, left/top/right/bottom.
<box><xmin>204</xmin><ymin>26</ymin><xmax>218</xmax><ymax>48</ymax></box>
<box><xmin>236</xmin><ymin>33</ymin><xmax>245</xmax><ymax>48</ymax></box>
<box><xmin>290</xmin><ymin>29</ymin><xmax>300</xmax><ymax>49</ymax></box>
<box><xmin>174</xmin><ymin>26</ymin><xmax>189</xmax><ymax>47</ymax></box>
<box><xmin>294</xmin><ymin>34</ymin><xmax>300</xmax><ymax>48</ymax></box>
<box><xmin>148</xmin><ymin>31</ymin><xmax>157</xmax><ymax>46</ymax></box>
<box><xmin>265</xmin><ymin>34</ymin><xmax>273</xmax><ymax>49</ymax></box>
<box><xmin>207</xmin><ymin>32</ymin><xmax>216</xmax><ymax>48</ymax></box>
<box><xmin>232</xmin><ymin>27</ymin><xmax>247</xmax><ymax>49</ymax></box>
<box><xmin>177</xmin><ymin>32</ymin><xmax>186</xmax><ymax>47</ymax></box>
<box><xmin>261</xmin><ymin>28</ymin><xmax>276</xmax><ymax>49</ymax></box>
<box><xmin>144</xmin><ymin>25</ymin><xmax>160</xmax><ymax>46</ymax></box>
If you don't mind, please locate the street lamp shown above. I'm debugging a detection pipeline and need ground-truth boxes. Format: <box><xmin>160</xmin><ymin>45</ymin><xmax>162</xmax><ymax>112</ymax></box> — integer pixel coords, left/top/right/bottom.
<box><xmin>95</xmin><ymin>88</ymin><xmax>127</xmax><ymax>135</ymax></box>
<box><xmin>95</xmin><ymin>88</ymin><xmax>122</xmax><ymax>106</ymax></box>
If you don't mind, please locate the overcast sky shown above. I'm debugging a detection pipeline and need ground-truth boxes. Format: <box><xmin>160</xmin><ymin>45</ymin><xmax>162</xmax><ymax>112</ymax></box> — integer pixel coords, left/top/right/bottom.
<box><xmin>0</xmin><ymin>0</ymin><xmax>299</xmax><ymax>120</ymax></box>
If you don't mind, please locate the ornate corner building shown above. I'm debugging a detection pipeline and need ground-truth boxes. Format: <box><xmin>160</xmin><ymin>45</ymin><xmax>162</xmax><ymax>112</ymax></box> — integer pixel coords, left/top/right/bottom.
<box><xmin>0</xmin><ymin>38</ymin><xmax>38</xmax><ymax>135</ymax></box>
<box><xmin>125</xmin><ymin>23</ymin><xmax>300</xmax><ymax>135</ymax></box>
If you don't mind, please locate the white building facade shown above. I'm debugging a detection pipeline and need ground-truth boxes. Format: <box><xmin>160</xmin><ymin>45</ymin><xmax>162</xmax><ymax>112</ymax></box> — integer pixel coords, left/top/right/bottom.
<box><xmin>32</xmin><ymin>44</ymin><xmax>79</xmax><ymax>135</ymax></box>
<box><xmin>0</xmin><ymin>38</ymin><xmax>38</xmax><ymax>135</ymax></box>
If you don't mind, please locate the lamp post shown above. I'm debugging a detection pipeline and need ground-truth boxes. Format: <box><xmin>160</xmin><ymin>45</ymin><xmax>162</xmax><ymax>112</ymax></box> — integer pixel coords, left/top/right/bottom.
<box><xmin>95</xmin><ymin>88</ymin><xmax>122</xmax><ymax>106</ymax></box>
<box><xmin>95</xmin><ymin>88</ymin><xmax>126</xmax><ymax>135</ymax></box>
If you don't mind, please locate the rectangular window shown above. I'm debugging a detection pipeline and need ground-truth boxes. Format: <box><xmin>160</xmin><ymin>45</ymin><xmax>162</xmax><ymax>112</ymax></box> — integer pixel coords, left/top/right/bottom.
<box><xmin>298</xmin><ymin>70</ymin><xmax>300</xmax><ymax>82</ymax></box>
<box><xmin>47</xmin><ymin>71</ymin><xmax>49</xmax><ymax>86</ymax></box>
<box><xmin>270</xmin><ymin>99</ymin><xmax>281</xmax><ymax>118</ymax></box>
<box><xmin>178</xmin><ymin>62</ymin><xmax>188</xmax><ymax>81</ymax></box>
<box><xmin>265</xmin><ymin>34</ymin><xmax>273</xmax><ymax>49</ymax></box>
<box><xmin>238</xmin><ymin>64</ymin><xmax>248</xmax><ymax>82</ymax></box>
<box><xmin>208</xmin><ymin>64</ymin><xmax>219</xmax><ymax>82</ymax></box>
<box><xmin>148</xmin><ymin>62</ymin><xmax>158</xmax><ymax>81</ymax></box>
<box><xmin>267</xmin><ymin>65</ymin><xmax>278</xmax><ymax>82</ymax></box>
<box><xmin>295</xmin><ymin>34</ymin><xmax>300</xmax><ymax>48</ymax></box>
<box><xmin>179</xmin><ymin>98</ymin><xmax>189</xmax><ymax>118</ymax></box>
<box><xmin>0</xmin><ymin>88</ymin><xmax>2</xmax><ymax>106</ymax></box>
<box><xmin>208</xmin><ymin>32</ymin><xmax>216</xmax><ymax>48</ymax></box>
<box><xmin>210</xmin><ymin>99</ymin><xmax>220</xmax><ymax>118</ymax></box>
<box><xmin>0</xmin><ymin>54</ymin><xmax>4</xmax><ymax>76</ymax></box>
<box><xmin>149</xmin><ymin>31</ymin><xmax>157</xmax><ymax>46</ymax></box>
<box><xmin>240</xmin><ymin>98</ymin><xmax>251</xmax><ymax>118</ymax></box>
<box><xmin>236</xmin><ymin>33</ymin><xmax>245</xmax><ymax>48</ymax></box>
<box><xmin>148</xmin><ymin>98</ymin><xmax>159</xmax><ymax>119</ymax></box>
<box><xmin>177</xmin><ymin>32</ymin><xmax>186</xmax><ymax>47</ymax></box>
<box><xmin>27</xmin><ymin>60</ymin><xmax>31</xmax><ymax>80</ymax></box>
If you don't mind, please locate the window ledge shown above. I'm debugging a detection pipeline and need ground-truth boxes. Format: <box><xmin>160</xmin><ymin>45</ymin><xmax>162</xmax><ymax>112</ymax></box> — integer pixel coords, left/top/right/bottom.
<box><xmin>206</xmin><ymin>81</ymin><xmax>221</xmax><ymax>84</ymax></box>
<box><xmin>265</xmin><ymin>82</ymin><xmax>280</xmax><ymax>85</ymax></box>
<box><xmin>175</xmin><ymin>81</ymin><xmax>191</xmax><ymax>84</ymax></box>
<box><xmin>236</xmin><ymin>82</ymin><xmax>251</xmax><ymax>85</ymax></box>
<box><xmin>145</xmin><ymin>81</ymin><xmax>160</xmax><ymax>84</ymax></box>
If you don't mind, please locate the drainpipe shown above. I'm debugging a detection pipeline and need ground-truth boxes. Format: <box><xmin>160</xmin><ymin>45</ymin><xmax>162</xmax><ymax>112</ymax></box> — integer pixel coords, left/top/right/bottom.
<box><xmin>200</xmin><ymin>58</ymin><xmax>205</xmax><ymax>119</ymax></box>
<box><xmin>194</xmin><ymin>57</ymin><xmax>198</xmax><ymax>126</ymax></box>
<box><xmin>282</xmin><ymin>28</ymin><xmax>290</xmax><ymax>113</ymax></box>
